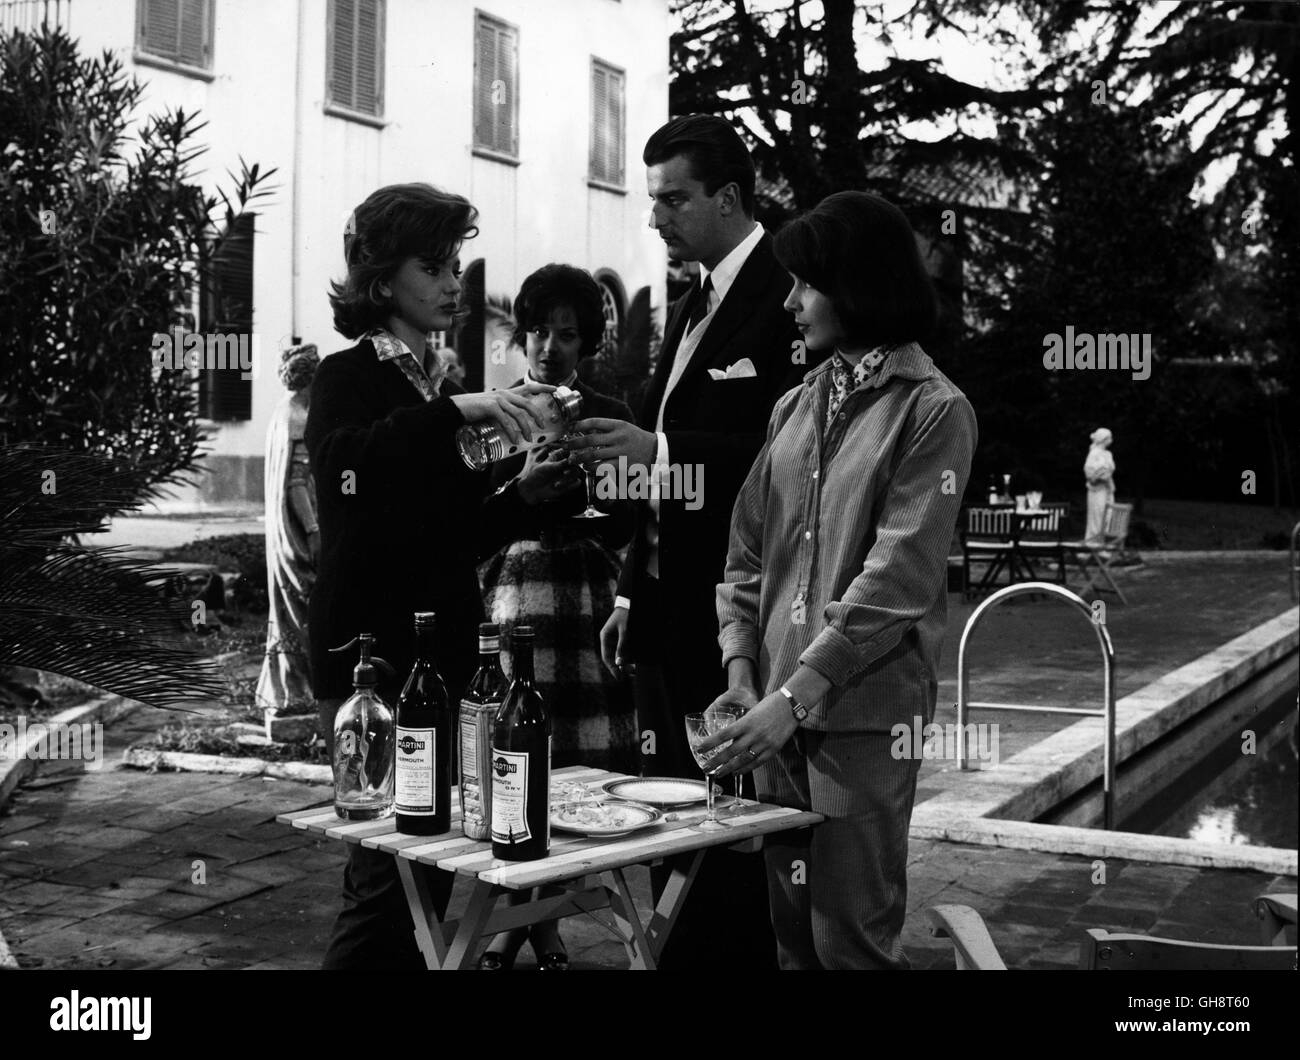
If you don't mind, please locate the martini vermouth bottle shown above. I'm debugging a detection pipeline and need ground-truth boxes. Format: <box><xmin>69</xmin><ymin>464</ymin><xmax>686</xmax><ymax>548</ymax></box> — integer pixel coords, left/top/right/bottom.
<box><xmin>455</xmin><ymin>386</ymin><xmax>582</xmax><ymax>470</ymax></box>
<box><xmin>491</xmin><ymin>626</ymin><xmax>551</xmax><ymax>861</ymax></box>
<box><xmin>395</xmin><ymin>612</ymin><xmax>452</xmax><ymax>836</ymax></box>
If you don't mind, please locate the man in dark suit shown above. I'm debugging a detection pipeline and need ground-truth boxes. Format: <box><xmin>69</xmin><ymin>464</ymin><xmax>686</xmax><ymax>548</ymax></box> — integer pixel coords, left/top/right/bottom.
<box><xmin>565</xmin><ymin>115</ymin><xmax>825</xmax><ymax>967</ymax></box>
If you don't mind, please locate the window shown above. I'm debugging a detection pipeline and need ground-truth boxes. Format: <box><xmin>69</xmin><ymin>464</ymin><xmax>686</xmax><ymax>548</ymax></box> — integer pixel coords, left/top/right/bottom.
<box><xmin>474</xmin><ymin>12</ymin><xmax>519</xmax><ymax>159</ymax></box>
<box><xmin>597</xmin><ymin>277</ymin><xmax>622</xmax><ymax>357</ymax></box>
<box><xmin>590</xmin><ymin>59</ymin><xmax>625</xmax><ymax>187</ymax></box>
<box><xmin>135</xmin><ymin>0</ymin><xmax>213</xmax><ymax>72</ymax></box>
<box><xmin>198</xmin><ymin>213</ymin><xmax>254</xmax><ymax>422</ymax></box>
<box><xmin>327</xmin><ymin>0</ymin><xmax>385</xmax><ymax>119</ymax></box>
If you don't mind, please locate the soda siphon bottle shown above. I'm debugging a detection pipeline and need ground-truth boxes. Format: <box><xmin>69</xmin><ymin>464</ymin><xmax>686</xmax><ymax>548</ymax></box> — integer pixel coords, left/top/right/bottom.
<box><xmin>328</xmin><ymin>634</ymin><xmax>396</xmax><ymax>821</ymax></box>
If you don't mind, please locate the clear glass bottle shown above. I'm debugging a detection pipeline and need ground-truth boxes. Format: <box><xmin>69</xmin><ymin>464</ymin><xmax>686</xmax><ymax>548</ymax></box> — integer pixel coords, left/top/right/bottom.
<box><xmin>459</xmin><ymin>623</ymin><xmax>509</xmax><ymax>841</ymax></box>
<box><xmin>455</xmin><ymin>386</ymin><xmax>583</xmax><ymax>470</ymax></box>
<box><xmin>328</xmin><ymin>634</ymin><xmax>396</xmax><ymax>821</ymax></box>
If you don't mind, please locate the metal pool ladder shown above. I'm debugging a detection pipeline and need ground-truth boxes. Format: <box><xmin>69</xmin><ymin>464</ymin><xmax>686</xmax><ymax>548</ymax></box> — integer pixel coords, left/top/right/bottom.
<box><xmin>956</xmin><ymin>582</ymin><xmax>1118</xmax><ymax>828</ymax></box>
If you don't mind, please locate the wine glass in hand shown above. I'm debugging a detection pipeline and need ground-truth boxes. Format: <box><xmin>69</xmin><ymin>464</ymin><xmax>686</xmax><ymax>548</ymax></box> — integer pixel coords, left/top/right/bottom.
<box><xmin>684</xmin><ymin>714</ymin><xmax>731</xmax><ymax>830</ymax></box>
<box><xmin>569</xmin><ymin>430</ymin><xmax>608</xmax><ymax>520</ymax></box>
<box><xmin>703</xmin><ymin>705</ymin><xmax>744</xmax><ymax>815</ymax></box>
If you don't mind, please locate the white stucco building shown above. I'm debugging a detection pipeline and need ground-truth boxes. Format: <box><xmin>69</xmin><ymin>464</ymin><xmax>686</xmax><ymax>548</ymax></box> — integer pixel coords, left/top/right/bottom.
<box><xmin>8</xmin><ymin>0</ymin><xmax>670</xmax><ymax>505</ymax></box>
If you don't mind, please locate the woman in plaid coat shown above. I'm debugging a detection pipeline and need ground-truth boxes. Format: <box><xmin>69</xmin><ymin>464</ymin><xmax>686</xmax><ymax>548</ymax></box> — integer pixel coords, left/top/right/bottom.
<box><xmin>477</xmin><ymin>264</ymin><xmax>636</xmax><ymax>969</ymax></box>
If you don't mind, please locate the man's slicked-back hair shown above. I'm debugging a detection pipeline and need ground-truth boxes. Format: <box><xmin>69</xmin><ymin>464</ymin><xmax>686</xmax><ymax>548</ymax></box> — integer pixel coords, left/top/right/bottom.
<box><xmin>510</xmin><ymin>264</ymin><xmax>606</xmax><ymax>358</ymax></box>
<box><xmin>643</xmin><ymin>114</ymin><xmax>756</xmax><ymax>216</ymax></box>
<box><xmin>773</xmin><ymin>191</ymin><xmax>937</xmax><ymax>348</ymax></box>
<box><xmin>328</xmin><ymin>183</ymin><xmax>479</xmax><ymax>339</ymax></box>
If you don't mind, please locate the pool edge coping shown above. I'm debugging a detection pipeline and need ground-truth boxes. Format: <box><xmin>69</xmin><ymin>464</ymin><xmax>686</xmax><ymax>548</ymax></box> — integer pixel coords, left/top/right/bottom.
<box><xmin>911</xmin><ymin>605</ymin><xmax>1300</xmax><ymax>874</ymax></box>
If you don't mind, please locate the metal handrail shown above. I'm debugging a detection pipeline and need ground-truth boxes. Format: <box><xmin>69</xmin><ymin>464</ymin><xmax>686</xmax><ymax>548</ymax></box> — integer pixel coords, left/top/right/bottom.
<box><xmin>1290</xmin><ymin>522</ymin><xmax>1300</xmax><ymax>603</ymax></box>
<box><xmin>956</xmin><ymin>582</ymin><xmax>1118</xmax><ymax>828</ymax></box>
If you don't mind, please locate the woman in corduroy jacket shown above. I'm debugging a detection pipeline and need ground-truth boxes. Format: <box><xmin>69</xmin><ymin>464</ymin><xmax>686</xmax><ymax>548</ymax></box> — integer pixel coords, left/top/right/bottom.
<box><xmin>699</xmin><ymin>191</ymin><xmax>977</xmax><ymax>970</ymax></box>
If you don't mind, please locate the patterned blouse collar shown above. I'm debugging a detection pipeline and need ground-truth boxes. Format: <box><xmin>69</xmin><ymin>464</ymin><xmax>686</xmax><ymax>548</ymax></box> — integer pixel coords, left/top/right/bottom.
<box><xmin>366</xmin><ymin>327</ymin><xmax>445</xmax><ymax>402</ymax></box>
<box><xmin>526</xmin><ymin>366</ymin><xmax>579</xmax><ymax>388</ymax></box>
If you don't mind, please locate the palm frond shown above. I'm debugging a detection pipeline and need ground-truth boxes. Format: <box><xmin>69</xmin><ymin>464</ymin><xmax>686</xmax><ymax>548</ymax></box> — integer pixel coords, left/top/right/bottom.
<box><xmin>0</xmin><ymin>445</ymin><xmax>228</xmax><ymax>709</ymax></box>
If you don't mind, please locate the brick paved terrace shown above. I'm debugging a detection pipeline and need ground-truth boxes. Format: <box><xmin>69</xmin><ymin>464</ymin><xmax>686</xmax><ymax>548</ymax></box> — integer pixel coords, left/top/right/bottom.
<box><xmin>1</xmin><ymin>552</ymin><xmax>1295</xmax><ymax>970</ymax></box>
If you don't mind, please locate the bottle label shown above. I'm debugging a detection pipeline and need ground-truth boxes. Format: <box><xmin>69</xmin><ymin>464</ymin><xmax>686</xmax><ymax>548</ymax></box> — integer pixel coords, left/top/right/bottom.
<box><xmin>460</xmin><ymin>712</ymin><xmax>478</xmax><ymax>783</ymax></box>
<box><xmin>490</xmin><ymin>747</ymin><xmax>531</xmax><ymax>844</ymax></box>
<box><xmin>395</xmin><ymin>727</ymin><xmax>435</xmax><ymax>815</ymax></box>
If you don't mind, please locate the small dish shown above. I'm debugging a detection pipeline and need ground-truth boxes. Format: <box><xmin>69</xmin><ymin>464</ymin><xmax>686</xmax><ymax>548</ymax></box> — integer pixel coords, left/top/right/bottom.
<box><xmin>550</xmin><ymin>799</ymin><xmax>662</xmax><ymax>838</ymax></box>
<box><xmin>601</xmin><ymin>776</ymin><xmax>708</xmax><ymax>808</ymax></box>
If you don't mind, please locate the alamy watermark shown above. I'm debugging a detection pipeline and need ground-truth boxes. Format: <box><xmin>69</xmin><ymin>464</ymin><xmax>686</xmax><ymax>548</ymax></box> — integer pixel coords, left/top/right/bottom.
<box><xmin>1042</xmin><ymin>327</ymin><xmax>1151</xmax><ymax>381</ymax></box>
<box><xmin>595</xmin><ymin>456</ymin><xmax>704</xmax><ymax>511</ymax></box>
<box><xmin>0</xmin><ymin>716</ymin><xmax>104</xmax><ymax>771</ymax></box>
<box><xmin>50</xmin><ymin>991</ymin><xmax>151</xmax><ymax>1040</ymax></box>
<box><xmin>151</xmin><ymin>326</ymin><xmax>261</xmax><ymax>381</ymax></box>
<box><xmin>890</xmin><ymin>716</ymin><xmax>1000</xmax><ymax>767</ymax></box>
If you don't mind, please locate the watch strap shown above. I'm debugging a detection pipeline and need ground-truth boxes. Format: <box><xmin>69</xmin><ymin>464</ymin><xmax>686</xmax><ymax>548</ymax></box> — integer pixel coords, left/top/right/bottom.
<box><xmin>779</xmin><ymin>684</ymin><xmax>808</xmax><ymax>722</ymax></box>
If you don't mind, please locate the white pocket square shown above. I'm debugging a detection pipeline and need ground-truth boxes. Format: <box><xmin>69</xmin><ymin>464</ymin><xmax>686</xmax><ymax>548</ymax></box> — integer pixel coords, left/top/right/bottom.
<box><xmin>707</xmin><ymin>357</ymin><xmax>757</xmax><ymax>381</ymax></box>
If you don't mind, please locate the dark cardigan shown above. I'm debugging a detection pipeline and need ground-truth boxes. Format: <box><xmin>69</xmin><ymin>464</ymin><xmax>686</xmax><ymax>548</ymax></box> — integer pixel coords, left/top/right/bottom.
<box><xmin>305</xmin><ymin>338</ymin><xmax>532</xmax><ymax>703</ymax></box>
<box><xmin>485</xmin><ymin>377</ymin><xmax>635</xmax><ymax>553</ymax></box>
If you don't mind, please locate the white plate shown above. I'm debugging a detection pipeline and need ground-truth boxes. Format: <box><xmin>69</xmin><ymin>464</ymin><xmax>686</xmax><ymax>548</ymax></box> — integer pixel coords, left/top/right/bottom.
<box><xmin>550</xmin><ymin>799</ymin><xmax>662</xmax><ymax>837</ymax></box>
<box><xmin>601</xmin><ymin>776</ymin><xmax>708</xmax><ymax>808</ymax></box>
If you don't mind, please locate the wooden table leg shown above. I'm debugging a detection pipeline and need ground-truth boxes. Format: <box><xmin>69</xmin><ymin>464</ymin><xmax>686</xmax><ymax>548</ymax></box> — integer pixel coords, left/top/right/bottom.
<box><xmin>442</xmin><ymin>881</ymin><xmax>502</xmax><ymax>970</ymax></box>
<box><xmin>606</xmin><ymin>848</ymin><xmax>707</xmax><ymax>970</ymax></box>
<box><xmin>606</xmin><ymin>867</ymin><xmax>657</xmax><ymax>970</ymax></box>
<box><xmin>395</xmin><ymin>858</ymin><xmax>502</xmax><ymax>971</ymax></box>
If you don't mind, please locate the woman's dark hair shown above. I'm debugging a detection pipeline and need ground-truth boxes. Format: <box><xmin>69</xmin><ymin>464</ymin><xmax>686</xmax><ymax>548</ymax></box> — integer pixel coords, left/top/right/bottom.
<box><xmin>510</xmin><ymin>264</ymin><xmax>606</xmax><ymax>358</ymax></box>
<box><xmin>643</xmin><ymin>114</ymin><xmax>756</xmax><ymax>217</ymax></box>
<box><xmin>328</xmin><ymin>183</ymin><xmax>479</xmax><ymax>339</ymax></box>
<box><xmin>773</xmin><ymin>190</ymin><xmax>937</xmax><ymax>348</ymax></box>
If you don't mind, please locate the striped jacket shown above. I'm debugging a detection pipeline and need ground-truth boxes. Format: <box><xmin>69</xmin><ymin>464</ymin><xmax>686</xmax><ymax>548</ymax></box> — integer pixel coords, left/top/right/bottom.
<box><xmin>716</xmin><ymin>342</ymin><xmax>977</xmax><ymax>732</ymax></box>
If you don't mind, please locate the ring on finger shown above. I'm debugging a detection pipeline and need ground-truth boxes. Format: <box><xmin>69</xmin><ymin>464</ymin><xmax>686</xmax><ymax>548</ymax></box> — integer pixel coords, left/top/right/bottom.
<box><xmin>746</xmin><ymin>749</ymin><xmax>759</xmax><ymax>760</ymax></box>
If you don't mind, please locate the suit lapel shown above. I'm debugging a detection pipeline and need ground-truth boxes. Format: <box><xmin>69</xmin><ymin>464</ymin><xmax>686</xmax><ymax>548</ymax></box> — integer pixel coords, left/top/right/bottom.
<box><xmin>672</xmin><ymin>234</ymin><xmax>780</xmax><ymax>397</ymax></box>
<box><xmin>639</xmin><ymin>291</ymin><xmax>692</xmax><ymax>427</ymax></box>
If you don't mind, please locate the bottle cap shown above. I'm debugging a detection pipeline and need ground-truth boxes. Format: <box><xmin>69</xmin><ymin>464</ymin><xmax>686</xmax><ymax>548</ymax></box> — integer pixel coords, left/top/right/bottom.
<box><xmin>329</xmin><ymin>634</ymin><xmax>395</xmax><ymax>688</ymax></box>
<box><xmin>413</xmin><ymin>611</ymin><xmax>437</xmax><ymax>627</ymax></box>
<box><xmin>512</xmin><ymin>624</ymin><xmax>535</xmax><ymax>641</ymax></box>
<box><xmin>552</xmin><ymin>386</ymin><xmax>583</xmax><ymax>421</ymax></box>
<box><xmin>479</xmin><ymin>622</ymin><xmax>499</xmax><ymax>636</ymax></box>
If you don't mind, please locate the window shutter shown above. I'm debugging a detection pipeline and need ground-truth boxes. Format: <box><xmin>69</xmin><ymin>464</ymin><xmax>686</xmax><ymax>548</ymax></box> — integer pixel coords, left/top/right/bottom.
<box><xmin>591</xmin><ymin>61</ymin><xmax>624</xmax><ymax>184</ymax></box>
<box><xmin>354</xmin><ymin>0</ymin><xmax>381</xmax><ymax>114</ymax></box>
<box><xmin>474</xmin><ymin>16</ymin><xmax>517</xmax><ymax>156</ymax></box>
<box><xmin>331</xmin><ymin>0</ymin><xmax>356</xmax><ymax>109</ymax></box>
<box><xmin>610</xmin><ymin>68</ymin><xmax>625</xmax><ymax>185</ymax></box>
<box><xmin>178</xmin><ymin>0</ymin><xmax>206</xmax><ymax>66</ymax></box>
<box><xmin>501</xmin><ymin>24</ymin><xmax>518</xmax><ymax>155</ymax></box>
<box><xmin>199</xmin><ymin>213</ymin><xmax>255</xmax><ymax>422</ymax></box>
<box><xmin>474</xmin><ymin>17</ymin><xmax>495</xmax><ymax>149</ymax></box>
<box><xmin>140</xmin><ymin>0</ymin><xmax>179</xmax><ymax>57</ymax></box>
<box><xmin>138</xmin><ymin>0</ymin><xmax>211</xmax><ymax>68</ymax></box>
<box><xmin>591</xmin><ymin>63</ymin><xmax>609</xmax><ymax>181</ymax></box>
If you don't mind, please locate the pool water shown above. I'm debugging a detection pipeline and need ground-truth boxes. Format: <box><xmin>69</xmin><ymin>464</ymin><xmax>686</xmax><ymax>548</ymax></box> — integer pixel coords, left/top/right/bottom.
<box><xmin>1119</xmin><ymin>691</ymin><xmax>1298</xmax><ymax>849</ymax></box>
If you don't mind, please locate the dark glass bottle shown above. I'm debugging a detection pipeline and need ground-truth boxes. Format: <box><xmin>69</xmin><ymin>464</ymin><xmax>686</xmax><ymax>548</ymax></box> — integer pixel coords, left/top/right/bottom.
<box><xmin>395</xmin><ymin>612</ymin><xmax>451</xmax><ymax>835</ymax></box>
<box><xmin>460</xmin><ymin>623</ymin><xmax>509</xmax><ymax>841</ymax></box>
<box><xmin>491</xmin><ymin>625</ymin><xmax>551</xmax><ymax>861</ymax></box>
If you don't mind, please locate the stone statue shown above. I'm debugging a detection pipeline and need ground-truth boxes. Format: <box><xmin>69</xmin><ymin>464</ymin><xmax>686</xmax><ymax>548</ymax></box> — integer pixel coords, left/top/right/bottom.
<box><xmin>1084</xmin><ymin>427</ymin><xmax>1116</xmax><ymax>546</ymax></box>
<box><xmin>256</xmin><ymin>343</ymin><xmax>320</xmax><ymax>721</ymax></box>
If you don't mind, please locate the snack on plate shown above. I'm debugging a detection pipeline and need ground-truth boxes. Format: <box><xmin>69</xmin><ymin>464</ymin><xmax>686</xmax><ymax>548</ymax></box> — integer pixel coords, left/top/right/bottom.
<box><xmin>553</xmin><ymin>802</ymin><xmax>643</xmax><ymax>831</ymax></box>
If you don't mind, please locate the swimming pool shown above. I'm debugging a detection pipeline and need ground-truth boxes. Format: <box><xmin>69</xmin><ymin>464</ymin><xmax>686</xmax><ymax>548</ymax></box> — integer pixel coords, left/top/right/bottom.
<box><xmin>1118</xmin><ymin>689</ymin><xmax>1298</xmax><ymax>849</ymax></box>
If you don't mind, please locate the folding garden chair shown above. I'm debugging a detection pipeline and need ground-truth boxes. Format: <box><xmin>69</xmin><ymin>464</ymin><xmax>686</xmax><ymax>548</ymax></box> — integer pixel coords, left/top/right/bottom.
<box><xmin>1064</xmin><ymin>502</ymin><xmax>1133</xmax><ymax>604</ymax></box>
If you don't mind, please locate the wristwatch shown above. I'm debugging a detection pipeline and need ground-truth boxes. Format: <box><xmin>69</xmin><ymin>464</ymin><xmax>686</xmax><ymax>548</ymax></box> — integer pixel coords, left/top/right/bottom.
<box><xmin>778</xmin><ymin>685</ymin><xmax>808</xmax><ymax>722</ymax></box>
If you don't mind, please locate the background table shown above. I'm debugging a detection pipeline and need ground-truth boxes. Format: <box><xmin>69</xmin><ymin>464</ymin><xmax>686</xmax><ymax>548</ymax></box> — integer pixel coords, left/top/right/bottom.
<box><xmin>278</xmin><ymin>764</ymin><xmax>823</xmax><ymax>969</ymax></box>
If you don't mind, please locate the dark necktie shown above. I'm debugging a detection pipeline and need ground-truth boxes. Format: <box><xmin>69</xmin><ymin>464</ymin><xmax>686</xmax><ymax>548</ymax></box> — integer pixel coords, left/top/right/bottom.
<box><xmin>685</xmin><ymin>275</ymin><xmax>714</xmax><ymax>333</ymax></box>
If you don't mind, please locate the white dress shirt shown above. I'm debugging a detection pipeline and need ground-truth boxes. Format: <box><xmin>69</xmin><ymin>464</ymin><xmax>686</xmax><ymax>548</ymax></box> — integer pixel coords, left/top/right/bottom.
<box><xmin>618</xmin><ymin>221</ymin><xmax>765</xmax><ymax>601</ymax></box>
